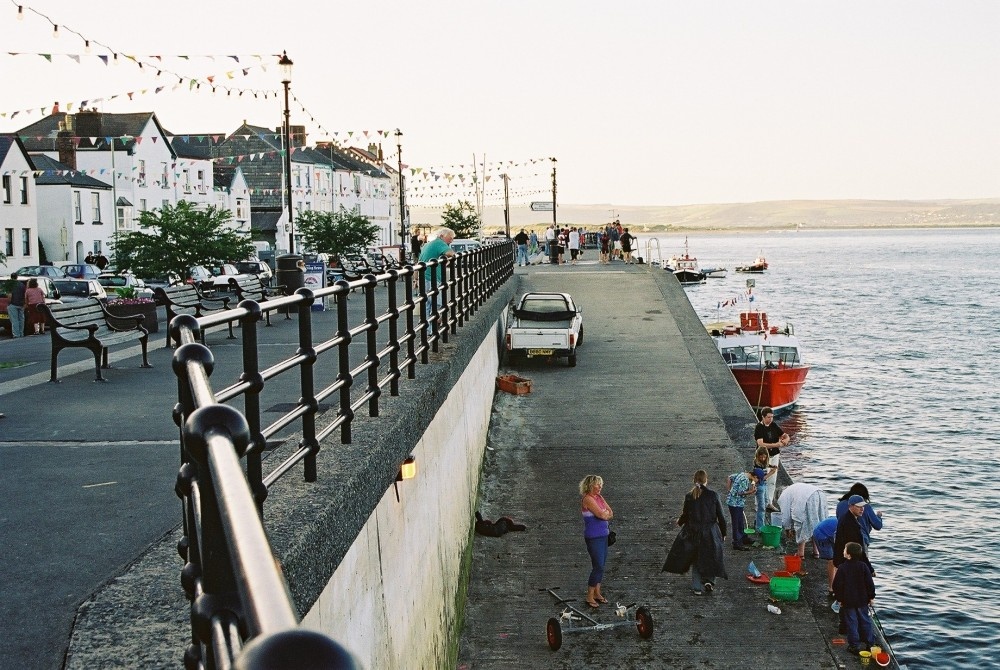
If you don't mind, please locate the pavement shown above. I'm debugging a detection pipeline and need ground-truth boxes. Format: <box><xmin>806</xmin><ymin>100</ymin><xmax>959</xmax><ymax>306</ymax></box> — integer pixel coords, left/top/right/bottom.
<box><xmin>458</xmin><ymin>260</ymin><xmax>854</xmax><ymax>669</ymax></box>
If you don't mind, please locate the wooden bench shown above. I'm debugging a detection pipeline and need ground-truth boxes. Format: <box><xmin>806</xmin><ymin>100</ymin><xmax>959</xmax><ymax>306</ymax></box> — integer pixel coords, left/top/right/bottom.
<box><xmin>41</xmin><ymin>299</ymin><xmax>152</xmax><ymax>382</ymax></box>
<box><xmin>228</xmin><ymin>275</ymin><xmax>287</xmax><ymax>325</ymax></box>
<box><xmin>154</xmin><ymin>284</ymin><xmax>234</xmax><ymax>348</ymax></box>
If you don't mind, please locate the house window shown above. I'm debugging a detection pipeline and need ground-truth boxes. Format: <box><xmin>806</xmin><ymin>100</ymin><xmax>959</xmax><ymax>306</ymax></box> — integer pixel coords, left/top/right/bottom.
<box><xmin>139</xmin><ymin>198</ymin><xmax>147</xmax><ymax>211</ymax></box>
<box><xmin>91</xmin><ymin>192</ymin><xmax>102</xmax><ymax>223</ymax></box>
<box><xmin>161</xmin><ymin>162</ymin><xmax>169</xmax><ymax>188</ymax></box>
<box><xmin>21</xmin><ymin>228</ymin><xmax>31</xmax><ymax>255</ymax></box>
<box><xmin>353</xmin><ymin>175</ymin><xmax>361</xmax><ymax>194</ymax></box>
<box><xmin>3</xmin><ymin>229</ymin><xmax>13</xmax><ymax>256</ymax></box>
<box><xmin>197</xmin><ymin>169</ymin><xmax>205</xmax><ymax>193</ymax></box>
<box><xmin>295</xmin><ymin>168</ymin><xmax>301</xmax><ymax>187</ymax></box>
<box><xmin>19</xmin><ymin>176</ymin><xmax>28</xmax><ymax>204</ymax></box>
<box><xmin>73</xmin><ymin>191</ymin><xmax>82</xmax><ymax>222</ymax></box>
<box><xmin>182</xmin><ymin>169</ymin><xmax>191</xmax><ymax>193</ymax></box>
<box><xmin>138</xmin><ymin>159</ymin><xmax>147</xmax><ymax>186</ymax></box>
<box><xmin>2</xmin><ymin>175</ymin><xmax>10</xmax><ymax>203</ymax></box>
<box><xmin>117</xmin><ymin>204</ymin><xmax>132</xmax><ymax>230</ymax></box>
<box><xmin>236</xmin><ymin>198</ymin><xmax>247</xmax><ymax>220</ymax></box>
<box><xmin>162</xmin><ymin>199</ymin><xmax>169</xmax><ymax>209</ymax></box>
<box><xmin>305</xmin><ymin>170</ymin><xmax>311</xmax><ymax>188</ymax></box>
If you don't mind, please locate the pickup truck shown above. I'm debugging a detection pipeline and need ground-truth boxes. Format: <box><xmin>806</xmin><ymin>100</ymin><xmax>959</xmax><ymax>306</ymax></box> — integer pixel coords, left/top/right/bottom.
<box><xmin>505</xmin><ymin>292</ymin><xmax>583</xmax><ymax>367</ymax></box>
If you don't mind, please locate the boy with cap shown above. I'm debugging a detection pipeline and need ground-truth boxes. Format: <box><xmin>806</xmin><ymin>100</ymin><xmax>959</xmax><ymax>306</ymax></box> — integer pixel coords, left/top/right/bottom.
<box><xmin>832</xmin><ymin>541</ymin><xmax>876</xmax><ymax>655</ymax></box>
<box><xmin>725</xmin><ymin>469</ymin><xmax>760</xmax><ymax>551</ymax></box>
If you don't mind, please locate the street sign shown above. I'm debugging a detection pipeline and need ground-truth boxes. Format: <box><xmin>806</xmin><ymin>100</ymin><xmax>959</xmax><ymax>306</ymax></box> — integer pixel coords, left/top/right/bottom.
<box><xmin>530</xmin><ymin>201</ymin><xmax>554</xmax><ymax>212</ymax></box>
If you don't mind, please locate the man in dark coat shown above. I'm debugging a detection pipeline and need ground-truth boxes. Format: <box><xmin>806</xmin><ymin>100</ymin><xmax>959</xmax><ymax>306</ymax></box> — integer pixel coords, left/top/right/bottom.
<box><xmin>663</xmin><ymin>470</ymin><xmax>728</xmax><ymax>594</ymax></box>
<box><xmin>834</xmin><ymin>495</ymin><xmax>873</xmax><ymax>573</ymax></box>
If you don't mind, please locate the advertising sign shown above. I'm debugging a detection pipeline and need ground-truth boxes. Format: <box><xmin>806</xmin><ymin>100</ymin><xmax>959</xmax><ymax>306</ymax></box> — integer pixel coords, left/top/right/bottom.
<box><xmin>304</xmin><ymin>261</ymin><xmax>326</xmax><ymax>311</ymax></box>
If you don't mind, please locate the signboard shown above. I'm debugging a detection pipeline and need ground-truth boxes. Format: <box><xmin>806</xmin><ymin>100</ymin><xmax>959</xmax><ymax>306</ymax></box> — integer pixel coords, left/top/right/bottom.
<box><xmin>530</xmin><ymin>201</ymin><xmax>554</xmax><ymax>212</ymax></box>
<box><xmin>304</xmin><ymin>261</ymin><xmax>326</xmax><ymax>310</ymax></box>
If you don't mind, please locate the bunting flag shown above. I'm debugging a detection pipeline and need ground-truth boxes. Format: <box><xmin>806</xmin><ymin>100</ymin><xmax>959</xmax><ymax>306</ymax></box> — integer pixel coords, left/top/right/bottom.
<box><xmin>717</xmin><ymin>289</ymin><xmax>755</xmax><ymax>309</ymax></box>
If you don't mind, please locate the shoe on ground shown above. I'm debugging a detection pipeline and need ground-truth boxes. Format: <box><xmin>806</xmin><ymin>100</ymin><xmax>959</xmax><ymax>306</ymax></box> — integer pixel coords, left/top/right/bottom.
<box><xmin>692</xmin><ymin>589</ymin><xmax>702</xmax><ymax>595</ymax></box>
<box><xmin>703</xmin><ymin>582</ymin><xmax>713</xmax><ymax>593</ymax></box>
<box><xmin>847</xmin><ymin>646</ymin><xmax>860</xmax><ymax>655</ymax></box>
<box><xmin>766</xmin><ymin>504</ymin><xmax>780</xmax><ymax>512</ymax></box>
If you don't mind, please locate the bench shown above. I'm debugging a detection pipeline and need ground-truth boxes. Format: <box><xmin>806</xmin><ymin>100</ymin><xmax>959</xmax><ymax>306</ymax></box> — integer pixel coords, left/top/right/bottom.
<box><xmin>41</xmin><ymin>299</ymin><xmax>152</xmax><ymax>383</ymax></box>
<box><xmin>154</xmin><ymin>284</ymin><xmax>234</xmax><ymax>348</ymax></box>
<box><xmin>228</xmin><ymin>275</ymin><xmax>287</xmax><ymax>325</ymax></box>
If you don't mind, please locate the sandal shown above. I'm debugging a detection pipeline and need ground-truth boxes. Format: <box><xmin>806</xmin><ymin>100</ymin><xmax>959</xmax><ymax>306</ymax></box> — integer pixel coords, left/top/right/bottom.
<box><xmin>586</xmin><ymin>600</ymin><xmax>600</xmax><ymax>609</ymax></box>
<box><xmin>596</xmin><ymin>596</ymin><xmax>608</xmax><ymax>604</ymax></box>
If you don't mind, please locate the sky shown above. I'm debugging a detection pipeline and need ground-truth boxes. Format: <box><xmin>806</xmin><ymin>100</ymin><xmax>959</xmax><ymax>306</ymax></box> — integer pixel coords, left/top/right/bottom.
<box><xmin>3</xmin><ymin>0</ymin><xmax>999</xmax><ymax>208</ymax></box>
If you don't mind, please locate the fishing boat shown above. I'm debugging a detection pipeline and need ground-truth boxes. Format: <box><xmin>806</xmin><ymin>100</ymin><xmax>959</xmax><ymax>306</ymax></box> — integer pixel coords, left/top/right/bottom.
<box><xmin>701</xmin><ymin>267</ymin><xmax>728</xmax><ymax>279</ymax></box>
<box><xmin>669</xmin><ymin>237</ymin><xmax>706</xmax><ymax>285</ymax></box>
<box><xmin>735</xmin><ymin>254</ymin><xmax>768</xmax><ymax>273</ymax></box>
<box><xmin>705</xmin><ymin>310</ymin><xmax>809</xmax><ymax>412</ymax></box>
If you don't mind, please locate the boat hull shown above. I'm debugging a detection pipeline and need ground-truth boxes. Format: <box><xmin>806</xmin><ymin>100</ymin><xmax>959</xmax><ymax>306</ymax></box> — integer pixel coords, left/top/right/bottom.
<box><xmin>674</xmin><ymin>269</ymin><xmax>706</xmax><ymax>284</ymax></box>
<box><xmin>729</xmin><ymin>365</ymin><xmax>809</xmax><ymax>412</ymax></box>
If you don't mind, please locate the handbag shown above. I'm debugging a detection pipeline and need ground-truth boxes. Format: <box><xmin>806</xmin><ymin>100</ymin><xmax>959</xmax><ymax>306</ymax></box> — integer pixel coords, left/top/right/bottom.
<box><xmin>607</xmin><ymin>531</ymin><xmax>617</xmax><ymax>546</ymax></box>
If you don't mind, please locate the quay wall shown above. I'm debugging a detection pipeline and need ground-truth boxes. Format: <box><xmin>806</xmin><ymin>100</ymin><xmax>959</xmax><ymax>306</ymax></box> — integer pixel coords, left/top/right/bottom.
<box><xmin>65</xmin><ymin>282</ymin><xmax>517</xmax><ymax>668</ymax></box>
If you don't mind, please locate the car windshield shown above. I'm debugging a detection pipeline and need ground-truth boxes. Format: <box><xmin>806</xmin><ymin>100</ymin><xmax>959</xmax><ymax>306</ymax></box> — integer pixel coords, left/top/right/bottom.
<box><xmin>99</xmin><ymin>276</ymin><xmax>128</xmax><ymax>288</ymax></box>
<box><xmin>55</xmin><ymin>280</ymin><xmax>91</xmax><ymax>296</ymax></box>
<box><xmin>234</xmin><ymin>262</ymin><xmax>258</xmax><ymax>274</ymax></box>
<box><xmin>16</xmin><ymin>266</ymin><xmax>45</xmax><ymax>276</ymax></box>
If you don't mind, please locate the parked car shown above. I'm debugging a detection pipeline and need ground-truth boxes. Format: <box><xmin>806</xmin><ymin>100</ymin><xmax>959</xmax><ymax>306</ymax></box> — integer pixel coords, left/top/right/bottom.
<box><xmin>98</xmin><ymin>273</ymin><xmax>155</xmax><ymax>299</ymax></box>
<box><xmin>206</xmin><ymin>263</ymin><xmax>254</xmax><ymax>292</ymax></box>
<box><xmin>234</xmin><ymin>260</ymin><xmax>273</xmax><ymax>285</ymax></box>
<box><xmin>0</xmin><ymin>275</ymin><xmax>62</xmax><ymax>336</ymax></box>
<box><xmin>53</xmin><ymin>278</ymin><xmax>108</xmax><ymax>304</ymax></box>
<box><xmin>14</xmin><ymin>265</ymin><xmax>64</xmax><ymax>279</ymax></box>
<box><xmin>59</xmin><ymin>263</ymin><xmax>102</xmax><ymax>280</ymax></box>
<box><xmin>450</xmin><ymin>239</ymin><xmax>482</xmax><ymax>254</ymax></box>
<box><xmin>505</xmin><ymin>292</ymin><xmax>583</xmax><ymax>367</ymax></box>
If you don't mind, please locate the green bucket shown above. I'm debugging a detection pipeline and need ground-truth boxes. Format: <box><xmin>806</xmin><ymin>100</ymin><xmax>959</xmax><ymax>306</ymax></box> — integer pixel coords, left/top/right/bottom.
<box><xmin>769</xmin><ymin>575</ymin><xmax>801</xmax><ymax>601</ymax></box>
<box><xmin>759</xmin><ymin>524</ymin><xmax>782</xmax><ymax>548</ymax></box>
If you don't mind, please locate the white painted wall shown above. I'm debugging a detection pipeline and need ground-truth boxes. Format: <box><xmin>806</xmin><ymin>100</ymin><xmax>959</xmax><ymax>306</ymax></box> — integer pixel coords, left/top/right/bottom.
<box><xmin>1</xmin><ymin>144</ymin><xmax>40</xmax><ymax>273</ymax></box>
<box><xmin>36</xmin><ymin>184</ymin><xmax>113</xmax><ymax>262</ymax></box>
<box><xmin>301</xmin><ymin>326</ymin><xmax>498</xmax><ymax>667</ymax></box>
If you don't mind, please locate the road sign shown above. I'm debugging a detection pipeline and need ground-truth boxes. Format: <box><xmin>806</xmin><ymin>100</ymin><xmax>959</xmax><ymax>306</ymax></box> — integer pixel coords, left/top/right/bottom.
<box><xmin>530</xmin><ymin>201</ymin><xmax>554</xmax><ymax>212</ymax></box>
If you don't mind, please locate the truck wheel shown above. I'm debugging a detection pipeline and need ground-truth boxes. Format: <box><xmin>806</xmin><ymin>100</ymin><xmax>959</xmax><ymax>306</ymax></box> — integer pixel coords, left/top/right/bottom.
<box><xmin>577</xmin><ymin>325</ymin><xmax>584</xmax><ymax>346</ymax></box>
<box><xmin>546</xmin><ymin>617</ymin><xmax>562</xmax><ymax>651</ymax></box>
<box><xmin>568</xmin><ymin>353</ymin><xmax>577</xmax><ymax>367</ymax></box>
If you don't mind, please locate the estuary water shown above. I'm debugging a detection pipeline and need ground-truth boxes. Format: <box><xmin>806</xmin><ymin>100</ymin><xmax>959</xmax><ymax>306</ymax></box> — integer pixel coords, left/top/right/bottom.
<box><xmin>637</xmin><ymin>227</ymin><xmax>1000</xmax><ymax>670</ymax></box>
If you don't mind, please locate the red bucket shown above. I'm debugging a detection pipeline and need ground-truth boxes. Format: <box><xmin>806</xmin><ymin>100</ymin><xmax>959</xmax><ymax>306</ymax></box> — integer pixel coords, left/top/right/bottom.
<box><xmin>783</xmin><ymin>554</ymin><xmax>802</xmax><ymax>573</ymax></box>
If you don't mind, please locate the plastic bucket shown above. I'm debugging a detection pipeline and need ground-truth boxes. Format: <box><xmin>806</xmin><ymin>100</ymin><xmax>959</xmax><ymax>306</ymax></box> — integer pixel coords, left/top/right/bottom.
<box><xmin>784</xmin><ymin>554</ymin><xmax>802</xmax><ymax>573</ymax></box>
<box><xmin>875</xmin><ymin>652</ymin><xmax>890</xmax><ymax>667</ymax></box>
<box><xmin>759</xmin><ymin>525</ymin><xmax>782</xmax><ymax>548</ymax></box>
<box><xmin>769</xmin><ymin>575</ymin><xmax>801</xmax><ymax>601</ymax></box>
<box><xmin>859</xmin><ymin>650</ymin><xmax>872</xmax><ymax>666</ymax></box>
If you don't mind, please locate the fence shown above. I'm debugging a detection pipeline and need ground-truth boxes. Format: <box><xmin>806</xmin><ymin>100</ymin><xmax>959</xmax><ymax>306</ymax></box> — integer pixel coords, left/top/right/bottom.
<box><xmin>170</xmin><ymin>241</ymin><xmax>514</xmax><ymax>669</ymax></box>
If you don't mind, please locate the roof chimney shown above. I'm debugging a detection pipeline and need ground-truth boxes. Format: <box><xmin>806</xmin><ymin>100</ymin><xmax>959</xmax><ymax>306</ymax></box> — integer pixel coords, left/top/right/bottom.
<box><xmin>57</xmin><ymin>118</ymin><xmax>76</xmax><ymax>170</ymax></box>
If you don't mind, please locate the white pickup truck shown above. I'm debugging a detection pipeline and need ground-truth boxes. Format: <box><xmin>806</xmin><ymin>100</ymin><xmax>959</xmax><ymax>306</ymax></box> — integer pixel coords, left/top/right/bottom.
<box><xmin>505</xmin><ymin>292</ymin><xmax>583</xmax><ymax>367</ymax></box>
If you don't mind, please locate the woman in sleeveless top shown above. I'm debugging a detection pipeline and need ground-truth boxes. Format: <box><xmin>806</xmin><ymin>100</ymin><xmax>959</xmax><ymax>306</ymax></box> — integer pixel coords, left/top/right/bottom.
<box><xmin>580</xmin><ymin>474</ymin><xmax>614</xmax><ymax>608</ymax></box>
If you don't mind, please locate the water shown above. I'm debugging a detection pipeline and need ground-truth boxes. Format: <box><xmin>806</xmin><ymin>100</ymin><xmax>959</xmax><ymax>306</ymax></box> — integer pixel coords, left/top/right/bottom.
<box><xmin>638</xmin><ymin>228</ymin><xmax>1000</xmax><ymax>670</ymax></box>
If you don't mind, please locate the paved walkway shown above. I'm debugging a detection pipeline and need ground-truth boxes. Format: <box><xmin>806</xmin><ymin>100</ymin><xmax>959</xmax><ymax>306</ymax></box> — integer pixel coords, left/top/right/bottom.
<box><xmin>458</xmin><ymin>260</ymin><xmax>847</xmax><ymax>669</ymax></box>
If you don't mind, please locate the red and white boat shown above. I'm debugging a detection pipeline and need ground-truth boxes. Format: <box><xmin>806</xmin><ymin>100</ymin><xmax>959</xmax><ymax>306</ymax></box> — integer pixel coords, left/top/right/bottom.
<box><xmin>705</xmin><ymin>311</ymin><xmax>809</xmax><ymax>412</ymax></box>
<box><xmin>735</xmin><ymin>254</ymin><xmax>768</xmax><ymax>273</ymax></box>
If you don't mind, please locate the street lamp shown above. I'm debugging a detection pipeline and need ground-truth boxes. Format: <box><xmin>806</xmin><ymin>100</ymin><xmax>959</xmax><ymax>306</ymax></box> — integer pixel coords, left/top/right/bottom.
<box><xmin>279</xmin><ymin>50</ymin><xmax>294</xmax><ymax>254</ymax></box>
<box><xmin>395</xmin><ymin>129</ymin><xmax>406</xmax><ymax>244</ymax></box>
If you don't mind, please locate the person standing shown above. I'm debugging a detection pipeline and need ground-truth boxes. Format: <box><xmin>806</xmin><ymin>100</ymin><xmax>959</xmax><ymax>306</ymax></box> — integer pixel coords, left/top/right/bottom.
<box><xmin>84</xmin><ymin>251</ymin><xmax>96</xmax><ymax>265</ymax></box>
<box><xmin>410</xmin><ymin>232</ymin><xmax>423</xmax><ymax>260</ymax></box>
<box><xmin>514</xmin><ymin>228</ymin><xmax>529</xmax><ymax>267</ymax></box>
<box><xmin>776</xmin><ymin>481</ymin><xmax>829</xmax><ymax>558</ymax></box>
<box><xmin>832</xmin><ymin>541</ymin><xmax>876</xmax><ymax>655</ymax></box>
<box><xmin>7</xmin><ymin>273</ymin><xmax>26</xmax><ymax>338</ymax></box>
<box><xmin>610</xmin><ymin>224</ymin><xmax>621</xmax><ymax>261</ymax></box>
<box><xmin>544</xmin><ymin>225</ymin><xmax>556</xmax><ymax>260</ymax></box>
<box><xmin>580</xmin><ymin>475</ymin><xmax>614</xmax><ymax>608</ymax></box>
<box><xmin>94</xmin><ymin>252</ymin><xmax>109</xmax><ymax>271</ymax></box>
<box><xmin>599</xmin><ymin>230</ymin><xmax>610</xmax><ymax>264</ymax></box>
<box><xmin>834</xmin><ymin>495</ymin><xmax>874</xmax><ymax>574</ymax></box>
<box><xmin>835</xmin><ymin>483</ymin><xmax>884</xmax><ymax>550</ymax></box>
<box><xmin>752</xmin><ymin>446</ymin><xmax>776</xmax><ymax>529</ymax></box>
<box><xmin>620</xmin><ymin>228</ymin><xmax>636</xmax><ymax>263</ymax></box>
<box><xmin>567</xmin><ymin>228</ymin><xmax>580</xmax><ymax>264</ymax></box>
<box><xmin>662</xmin><ymin>469</ymin><xmax>728</xmax><ymax>595</ymax></box>
<box><xmin>754</xmin><ymin>407</ymin><xmax>789</xmax><ymax>511</ymax></box>
<box><xmin>24</xmin><ymin>278</ymin><xmax>46</xmax><ymax>335</ymax></box>
<box><xmin>528</xmin><ymin>229</ymin><xmax>539</xmax><ymax>255</ymax></box>
<box><xmin>725</xmin><ymin>469</ymin><xmax>758</xmax><ymax>551</ymax></box>
<box><xmin>418</xmin><ymin>227</ymin><xmax>456</xmax><ymax>316</ymax></box>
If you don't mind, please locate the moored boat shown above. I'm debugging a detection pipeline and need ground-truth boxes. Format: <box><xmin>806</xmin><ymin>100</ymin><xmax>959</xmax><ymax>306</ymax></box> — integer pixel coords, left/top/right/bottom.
<box><xmin>735</xmin><ymin>254</ymin><xmax>768</xmax><ymax>273</ymax></box>
<box><xmin>701</xmin><ymin>267</ymin><xmax>728</xmax><ymax>278</ymax></box>
<box><xmin>705</xmin><ymin>311</ymin><xmax>809</xmax><ymax>412</ymax></box>
<box><xmin>669</xmin><ymin>237</ymin><xmax>706</xmax><ymax>285</ymax></box>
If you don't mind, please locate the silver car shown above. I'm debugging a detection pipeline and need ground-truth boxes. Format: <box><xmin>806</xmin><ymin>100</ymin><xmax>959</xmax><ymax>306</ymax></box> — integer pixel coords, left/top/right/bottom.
<box><xmin>52</xmin><ymin>279</ymin><xmax>108</xmax><ymax>303</ymax></box>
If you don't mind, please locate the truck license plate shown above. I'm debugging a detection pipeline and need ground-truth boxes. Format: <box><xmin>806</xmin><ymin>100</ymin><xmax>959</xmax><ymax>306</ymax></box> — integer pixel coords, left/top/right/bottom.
<box><xmin>527</xmin><ymin>348</ymin><xmax>553</xmax><ymax>356</ymax></box>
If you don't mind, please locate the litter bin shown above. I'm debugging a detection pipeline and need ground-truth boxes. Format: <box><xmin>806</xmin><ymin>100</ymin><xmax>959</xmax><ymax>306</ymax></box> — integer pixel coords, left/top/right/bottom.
<box><xmin>275</xmin><ymin>254</ymin><xmax>304</xmax><ymax>295</ymax></box>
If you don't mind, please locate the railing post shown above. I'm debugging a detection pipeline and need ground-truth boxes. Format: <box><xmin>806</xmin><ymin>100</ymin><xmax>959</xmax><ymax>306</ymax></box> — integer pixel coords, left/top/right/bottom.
<box><xmin>335</xmin><ymin>280</ymin><xmax>355</xmax><ymax>443</ymax></box>
<box><xmin>295</xmin><ymin>288</ymin><xmax>319</xmax><ymax>483</ymax></box>
<box><xmin>417</xmin><ymin>264</ymin><xmax>430</xmax><ymax>363</ymax></box>
<box><xmin>238</xmin><ymin>300</ymin><xmax>267</xmax><ymax>514</ymax></box>
<box><xmin>386</xmin><ymin>269</ymin><xmax>401</xmax><ymax>395</ymax></box>
<box><xmin>403</xmin><ymin>266</ymin><xmax>417</xmax><ymax>377</ymax></box>
<box><xmin>428</xmin><ymin>263</ymin><xmax>441</xmax><ymax>352</ymax></box>
<box><xmin>363</xmin><ymin>275</ymin><xmax>381</xmax><ymax>416</ymax></box>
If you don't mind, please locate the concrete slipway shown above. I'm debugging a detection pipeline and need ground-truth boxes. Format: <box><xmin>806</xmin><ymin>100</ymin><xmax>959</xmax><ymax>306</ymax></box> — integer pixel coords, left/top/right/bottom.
<box><xmin>458</xmin><ymin>262</ymin><xmax>859</xmax><ymax>670</ymax></box>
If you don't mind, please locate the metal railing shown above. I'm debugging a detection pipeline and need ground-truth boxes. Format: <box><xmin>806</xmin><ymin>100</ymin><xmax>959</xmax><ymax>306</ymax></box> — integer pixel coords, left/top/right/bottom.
<box><xmin>171</xmin><ymin>241</ymin><xmax>513</xmax><ymax>669</ymax></box>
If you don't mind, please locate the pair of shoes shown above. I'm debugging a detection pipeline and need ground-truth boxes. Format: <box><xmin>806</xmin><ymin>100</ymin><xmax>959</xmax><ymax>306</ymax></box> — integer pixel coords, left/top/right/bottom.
<box><xmin>586</xmin><ymin>600</ymin><xmax>599</xmax><ymax>609</ymax></box>
<box><xmin>703</xmin><ymin>582</ymin><xmax>714</xmax><ymax>593</ymax></box>
<box><xmin>595</xmin><ymin>596</ymin><xmax>608</xmax><ymax>604</ymax></box>
<box><xmin>847</xmin><ymin>646</ymin><xmax>860</xmax><ymax>655</ymax></box>
<box><xmin>691</xmin><ymin>589</ymin><xmax>702</xmax><ymax>596</ymax></box>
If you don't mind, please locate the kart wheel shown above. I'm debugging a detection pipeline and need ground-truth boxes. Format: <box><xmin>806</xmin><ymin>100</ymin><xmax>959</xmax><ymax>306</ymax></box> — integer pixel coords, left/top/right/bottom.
<box><xmin>636</xmin><ymin>606</ymin><xmax>653</xmax><ymax>638</ymax></box>
<box><xmin>546</xmin><ymin>617</ymin><xmax>563</xmax><ymax>651</ymax></box>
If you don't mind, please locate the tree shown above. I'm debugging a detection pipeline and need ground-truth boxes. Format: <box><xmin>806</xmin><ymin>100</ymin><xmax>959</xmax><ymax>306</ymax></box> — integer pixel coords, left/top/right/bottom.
<box><xmin>296</xmin><ymin>209</ymin><xmax>380</xmax><ymax>258</ymax></box>
<box><xmin>111</xmin><ymin>201</ymin><xmax>253</xmax><ymax>279</ymax></box>
<box><xmin>441</xmin><ymin>200</ymin><xmax>481</xmax><ymax>239</ymax></box>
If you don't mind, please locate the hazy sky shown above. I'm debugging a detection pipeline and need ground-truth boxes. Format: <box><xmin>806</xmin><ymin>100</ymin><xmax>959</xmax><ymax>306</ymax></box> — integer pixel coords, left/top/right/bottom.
<box><xmin>3</xmin><ymin>0</ymin><xmax>998</xmax><ymax>207</ymax></box>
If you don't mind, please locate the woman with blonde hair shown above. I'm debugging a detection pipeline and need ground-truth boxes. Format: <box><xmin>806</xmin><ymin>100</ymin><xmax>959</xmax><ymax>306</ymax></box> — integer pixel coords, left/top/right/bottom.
<box><xmin>580</xmin><ymin>474</ymin><xmax>614</xmax><ymax>608</ymax></box>
<box><xmin>662</xmin><ymin>470</ymin><xmax>728</xmax><ymax>595</ymax></box>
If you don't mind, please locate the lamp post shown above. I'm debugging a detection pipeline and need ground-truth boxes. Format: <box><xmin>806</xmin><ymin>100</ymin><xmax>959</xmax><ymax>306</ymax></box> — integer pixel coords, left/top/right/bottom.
<box><xmin>395</xmin><ymin>129</ymin><xmax>406</xmax><ymax>244</ymax></box>
<box><xmin>550</xmin><ymin>157</ymin><xmax>558</xmax><ymax>228</ymax></box>
<box><xmin>279</xmin><ymin>50</ymin><xmax>294</xmax><ymax>254</ymax></box>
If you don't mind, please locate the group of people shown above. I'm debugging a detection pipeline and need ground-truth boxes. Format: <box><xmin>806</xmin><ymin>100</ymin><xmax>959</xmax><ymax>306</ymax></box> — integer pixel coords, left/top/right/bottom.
<box><xmin>5</xmin><ymin>273</ymin><xmax>48</xmax><ymax>337</ymax></box>
<box><xmin>580</xmin><ymin>405</ymin><xmax>885</xmax><ymax>658</ymax></box>
<box><xmin>83</xmin><ymin>251</ymin><xmax>110</xmax><ymax>271</ymax></box>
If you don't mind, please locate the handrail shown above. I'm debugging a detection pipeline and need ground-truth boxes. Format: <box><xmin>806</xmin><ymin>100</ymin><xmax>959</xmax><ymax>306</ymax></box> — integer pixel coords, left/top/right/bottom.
<box><xmin>171</xmin><ymin>240</ymin><xmax>514</xmax><ymax>668</ymax></box>
<box><xmin>644</xmin><ymin>237</ymin><xmax>663</xmax><ymax>270</ymax></box>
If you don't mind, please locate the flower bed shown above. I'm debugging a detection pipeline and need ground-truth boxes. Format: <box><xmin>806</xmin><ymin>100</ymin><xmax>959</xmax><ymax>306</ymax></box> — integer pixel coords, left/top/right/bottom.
<box><xmin>106</xmin><ymin>299</ymin><xmax>159</xmax><ymax>333</ymax></box>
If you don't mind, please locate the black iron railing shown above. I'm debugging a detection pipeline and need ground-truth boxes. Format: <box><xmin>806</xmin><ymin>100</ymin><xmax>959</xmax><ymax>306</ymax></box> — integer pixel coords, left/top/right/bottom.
<box><xmin>171</xmin><ymin>241</ymin><xmax>513</xmax><ymax>669</ymax></box>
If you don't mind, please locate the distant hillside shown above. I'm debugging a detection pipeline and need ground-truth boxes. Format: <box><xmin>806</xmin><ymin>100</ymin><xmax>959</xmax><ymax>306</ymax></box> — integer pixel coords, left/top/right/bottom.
<box><xmin>412</xmin><ymin>198</ymin><xmax>1000</xmax><ymax>232</ymax></box>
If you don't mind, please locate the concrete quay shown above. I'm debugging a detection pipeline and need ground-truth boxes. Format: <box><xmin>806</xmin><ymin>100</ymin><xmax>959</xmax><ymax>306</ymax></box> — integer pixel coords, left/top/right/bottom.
<box><xmin>459</xmin><ymin>261</ymin><xmax>852</xmax><ymax>669</ymax></box>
